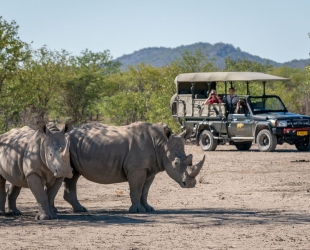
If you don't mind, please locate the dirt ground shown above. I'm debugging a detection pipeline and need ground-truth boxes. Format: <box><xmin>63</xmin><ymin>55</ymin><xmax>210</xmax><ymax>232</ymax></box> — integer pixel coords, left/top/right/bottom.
<box><xmin>1</xmin><ymin>143</ymin><xmax>310</xmax><ymax>249</ymax></box>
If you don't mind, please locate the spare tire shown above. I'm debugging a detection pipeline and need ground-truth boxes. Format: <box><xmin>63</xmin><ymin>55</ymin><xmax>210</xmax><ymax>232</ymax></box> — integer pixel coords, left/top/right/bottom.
<box><xmin>170</xmin><ymin>93</ymin><xmax>177</xmax><ymax>109</ymax></box>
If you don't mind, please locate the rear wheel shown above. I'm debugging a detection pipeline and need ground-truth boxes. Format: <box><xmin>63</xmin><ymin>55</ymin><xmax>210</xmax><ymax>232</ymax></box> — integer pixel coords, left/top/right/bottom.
<box><xmin>235</xmin><ymin>142</ymin><xmax>252</xmax><ymax>151</ymax></box>
<box><xmin>256</xmin><ymin>129</ymin><xmax>277</xmax><ymax>152</ymax></box>
<box><xmin>199</xmin><ymin>130</ymin><xmax>218</xmax><ymax>151</ymax></box>
<box><xmin>295</xmin><ymin>138</ymin><xmax>310</xmax><ymax>151</ymax></box>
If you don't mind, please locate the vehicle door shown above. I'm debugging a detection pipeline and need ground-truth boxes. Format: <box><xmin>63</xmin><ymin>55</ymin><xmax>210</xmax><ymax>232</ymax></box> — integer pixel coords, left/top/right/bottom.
<box><xmin>228</xmin><ymin>113</ymin><xmax>255</xmax><ymax>137</ymax></box>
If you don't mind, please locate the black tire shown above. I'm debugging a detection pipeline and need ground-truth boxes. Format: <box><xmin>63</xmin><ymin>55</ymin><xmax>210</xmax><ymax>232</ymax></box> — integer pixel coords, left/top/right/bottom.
<box><xmin>199</xmin><ymin>130</ymin><xmax>218</xmax><ymax>151</ymax></box>
<box><xmin>256</xmin><ymin>129</ymin><xmax>277</xmax><ymax>152</ymax></box>
<box><xmin>295</xmin><ymin>138</ymin><xmax>310</xmax><ymax>151</ymax></box>
<box><xmin>235</xmin><ymin>142</ymin><xmax>252</xmax><ymax>151</ymax></box>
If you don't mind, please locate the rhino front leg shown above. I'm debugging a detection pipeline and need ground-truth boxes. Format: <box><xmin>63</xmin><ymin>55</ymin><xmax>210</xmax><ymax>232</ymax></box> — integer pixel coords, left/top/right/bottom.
<box><xmin>46</xmin><ymin>177</ymin><xmax>64</xmax><ymax>219</ymax></box>
<box><xmin>0</xmin><ymin>175</ymin><xmax>6</xmax><ymax>215</ymax></box>
<box><xmin>141</xmin><ymin>176</ymin><xmax>155</xmax><ymax>212</ymax></box>
<box><xmin>63</xmin><ymin>170</ymin><xmax>87</xmax><ymax>212</ymax></box>
<box><xmin>128</xmin><ymin>170</ymin><xmax>147</xmax><ymax>213</ymax></box>
<box><xmin>27</xmin><ymin>174</ymin><xmax>53</xmax><ymax>220</ymax></box>
<box><xmin>7</xmin><ymin>184</ymin><xmax>22</xmax><ymax>215</ymax></box>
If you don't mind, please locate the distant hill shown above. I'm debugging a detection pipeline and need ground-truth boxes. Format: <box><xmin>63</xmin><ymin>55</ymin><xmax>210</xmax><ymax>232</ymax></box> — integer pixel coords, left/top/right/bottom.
<box><xmin>116</xmin><ymin>42</ymin><xmax>310</xmax><ymax>70</ymax></box>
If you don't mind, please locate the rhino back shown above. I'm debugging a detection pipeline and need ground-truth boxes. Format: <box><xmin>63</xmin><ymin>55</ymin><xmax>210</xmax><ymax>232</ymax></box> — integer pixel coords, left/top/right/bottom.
<box><xmin>69</xmin><ymin>123</ymin><xmax>161</xmax><ymax>184</ymax></box>
<box><xmin>0</xmin><ymin>127</ymin><xmax>41</xmax><ymax>187</ymax></box>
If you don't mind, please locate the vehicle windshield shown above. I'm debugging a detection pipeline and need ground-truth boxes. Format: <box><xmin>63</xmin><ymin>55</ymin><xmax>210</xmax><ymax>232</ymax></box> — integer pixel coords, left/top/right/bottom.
<box><xmin>249</xmin><ymin>96</ymin><xmax>287</xmax><ymax>114</ymax></box>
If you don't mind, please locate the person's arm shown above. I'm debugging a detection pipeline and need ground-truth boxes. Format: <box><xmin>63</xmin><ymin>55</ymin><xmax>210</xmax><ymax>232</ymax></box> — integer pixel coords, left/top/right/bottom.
<box><xmin>216</xmin><ymin>95</ymin><xmax>223</xmax><ymax>103</ymax></box>
<box><xmin>235</xmin><ymin>101</ymin><xmax>240</xmax><ymax>114</ymax></box>
<box><xmin>204</xmin><ymin>99</ymin><xmax>211</xmax><ymax>105</ymax></box>
<box><xmin>204</xmin><ymin>93</ymin><xmax>212</xmax><ymax>105</ymax></box>
<box><xmin>232</xmin><ymin>95</ymin><xmax>239</xmax><ymax>105</ymax></box>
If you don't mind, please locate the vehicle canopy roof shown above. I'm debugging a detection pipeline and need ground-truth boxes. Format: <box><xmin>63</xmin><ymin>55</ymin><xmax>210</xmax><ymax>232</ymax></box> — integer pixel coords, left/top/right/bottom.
<box><xmin>174</xmin><ymin>72</ymin><xmax>290</xmax><ymax>84</ymax></box>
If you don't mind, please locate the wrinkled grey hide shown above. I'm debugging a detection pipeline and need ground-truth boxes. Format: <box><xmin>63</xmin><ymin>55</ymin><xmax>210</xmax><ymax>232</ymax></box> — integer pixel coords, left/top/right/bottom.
<box><xmin>0</xmin><ymin>121</ymin><xmax>73</xmax><ymax>220</ymax></box>
<box><xmin>63</xmin><ymin>122</ymin><xmax>205</xmax><ymax>213</ymax></box>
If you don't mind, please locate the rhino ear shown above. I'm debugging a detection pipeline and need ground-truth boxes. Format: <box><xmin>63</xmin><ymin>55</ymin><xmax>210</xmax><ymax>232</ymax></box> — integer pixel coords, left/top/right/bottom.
<box><xmin>62</xmin><ymin>119</ymin><xmax>75</xmax><ymax>133</ymax></box>
<box><xmin>179</xmin><ymin>127</ymin><xmax>192</xmax><ymax>140</ymax></box>
<box><xmin>37</xmin><ymin>121</ymin><xmax>49</xmax><ymax>134</ymax></box>
<box><xmin>164</xmin><ymin>126</ymin><xmax>172</xmax><ymax>140</ymax></box>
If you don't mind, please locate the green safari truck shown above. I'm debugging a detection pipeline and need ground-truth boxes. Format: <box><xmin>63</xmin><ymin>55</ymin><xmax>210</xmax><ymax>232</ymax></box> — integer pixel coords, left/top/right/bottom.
<box><xmin>170</xmin><ymin>72</ymin><xmax>310</xmax><ymax>152</ymax></box>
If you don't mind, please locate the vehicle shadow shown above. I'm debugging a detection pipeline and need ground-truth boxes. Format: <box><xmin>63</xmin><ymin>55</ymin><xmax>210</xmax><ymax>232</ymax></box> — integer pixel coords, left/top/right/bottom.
<box><xmin>215</xmin><ymin>148</ymin><xmax>301</xmax><ymax>153</ymax></box>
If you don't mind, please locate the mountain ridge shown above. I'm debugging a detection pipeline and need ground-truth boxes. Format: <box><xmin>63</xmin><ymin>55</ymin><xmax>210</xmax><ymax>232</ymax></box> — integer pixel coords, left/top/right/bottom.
<box><xmin>116</xmin><ymin>42</ymin><xmax>310</xmax><ymax>70</ymax></box>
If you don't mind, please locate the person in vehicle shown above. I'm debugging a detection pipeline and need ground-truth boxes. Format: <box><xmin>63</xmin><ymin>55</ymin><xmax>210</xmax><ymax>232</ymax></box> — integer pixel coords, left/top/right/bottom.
<box><xmin>204</xmin><ymin>89</ymin><xmax>223</xmax><ymax>105</ymax></box>
<box><xmin>235</xmin><ymin>99</ymin><xmax>247</xmax><ymax>114</ymax></box>
<box><xmin>225</xmin><ymin>87</ymin><xmax>239</xmax><ymax>113</ymax></box>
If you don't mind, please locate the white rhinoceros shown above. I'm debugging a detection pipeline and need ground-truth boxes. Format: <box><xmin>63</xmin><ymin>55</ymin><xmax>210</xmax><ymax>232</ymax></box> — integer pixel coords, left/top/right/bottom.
<box><xmin>0</xmin><ymin>121</ymin><xmax>73</xmax><ymax>220</ymax></box>
<box><xmin>63</xmin><ymin>122</ymin><xmax>205</xmax><ymax>213</ymax></box>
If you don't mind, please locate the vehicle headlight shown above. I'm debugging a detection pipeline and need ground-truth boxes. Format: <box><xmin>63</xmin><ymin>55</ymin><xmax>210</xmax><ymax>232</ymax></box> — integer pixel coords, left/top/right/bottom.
<box><xmin>277</xmin><ymin>120</ymin><xmax>288</xmax><ymax>127</ymax></box>
<box><xmin>269</xmin><ymin>119</ymin><xmax>276</xmax><ymax>126</ymax></box>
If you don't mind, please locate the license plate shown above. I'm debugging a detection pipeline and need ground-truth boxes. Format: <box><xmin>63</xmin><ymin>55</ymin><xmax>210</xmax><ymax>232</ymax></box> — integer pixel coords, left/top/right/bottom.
<box><xmin>297</xmin><ymin>131</ymin><xmax>308</xmax><ymax>136</ymax></box>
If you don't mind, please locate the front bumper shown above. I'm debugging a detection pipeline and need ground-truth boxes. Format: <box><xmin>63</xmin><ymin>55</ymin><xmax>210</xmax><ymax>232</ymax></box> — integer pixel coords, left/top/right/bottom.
<box><xmin>272</xmin><ymin>127</ymin><xmax>310</xmax><ymax>137</ymax></box>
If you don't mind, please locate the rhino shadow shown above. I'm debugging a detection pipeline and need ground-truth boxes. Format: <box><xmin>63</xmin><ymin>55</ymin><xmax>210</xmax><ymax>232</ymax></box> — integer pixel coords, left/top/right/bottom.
<box><xmin>154</xmin><ymin>208</ymin><xmax>310</xmax><ymax>226</ymax></box>
<box><xmin>1</xmin><ymin>207</ymin><xmax>310</xmax><ymax>227</ymax></box>
<box><xmin>0</xmin><ymin>207</ymin><xmax>151</xmax><ymax>227</ymax></box>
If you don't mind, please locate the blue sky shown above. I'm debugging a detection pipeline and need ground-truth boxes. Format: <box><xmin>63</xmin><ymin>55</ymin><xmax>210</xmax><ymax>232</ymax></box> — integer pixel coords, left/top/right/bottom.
<box><xmin>1</xmin><ymin>0</ymin><xmax>309</xmax><ymax>62</ymax></box>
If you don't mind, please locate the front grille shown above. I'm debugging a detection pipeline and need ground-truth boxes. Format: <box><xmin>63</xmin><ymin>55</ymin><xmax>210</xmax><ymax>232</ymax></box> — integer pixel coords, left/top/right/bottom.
<box><xmin>289</xmin><ymin>119</ymin><xmax>310</xmax><ymax>127</ymax></box>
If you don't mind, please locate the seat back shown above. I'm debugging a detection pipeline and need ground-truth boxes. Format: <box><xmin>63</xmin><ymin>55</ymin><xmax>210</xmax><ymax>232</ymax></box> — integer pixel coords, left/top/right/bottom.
<box><xmin>177</xmin><ymin>94</ymin><xmax>192</xmax><ymax>117</ymax></box>
<box><xmin>201</xmin><ymin>103</ymin><xmax>226</xmax><ymax>118</ymax></box>
<box><xmin>193</xmin><ymin>99</ymin><xmax>205</xmax><ymax>117</ymax></box>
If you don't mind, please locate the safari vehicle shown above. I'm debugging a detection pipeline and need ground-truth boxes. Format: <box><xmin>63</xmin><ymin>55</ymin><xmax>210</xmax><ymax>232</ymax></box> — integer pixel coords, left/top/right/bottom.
<box><xmin>170</xmin><ymin>72</ymin><xmax>310</xmax><ymax>152</ymax></box>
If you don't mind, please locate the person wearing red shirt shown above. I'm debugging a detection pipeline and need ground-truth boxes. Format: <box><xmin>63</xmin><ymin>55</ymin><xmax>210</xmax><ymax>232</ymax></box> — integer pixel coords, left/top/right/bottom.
<box><xmin>204</xmin><ymin>89</ymin><xmax>223</xmax><ymax>105</ymax></box>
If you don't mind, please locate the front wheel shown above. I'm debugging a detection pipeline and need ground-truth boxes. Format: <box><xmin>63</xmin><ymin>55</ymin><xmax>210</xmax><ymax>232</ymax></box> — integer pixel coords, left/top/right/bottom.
<box><xmin>256</xmin><ymin>129</ymin><xmax>277</xmax><ymax>152</ymax></box>
<box><xmin>199</xmin><ymin>130</ymin><xmax>218</xmax><ymax>151</ymax></box>
<box><xmin>235</xmin><ymin>142</ymin><xmax>252</xmax><ymax>151</ymax></box>
<box><xmin>295</xmin><ymin>138</ymin><xmax>310</xmax><ymax>151</ymax></box>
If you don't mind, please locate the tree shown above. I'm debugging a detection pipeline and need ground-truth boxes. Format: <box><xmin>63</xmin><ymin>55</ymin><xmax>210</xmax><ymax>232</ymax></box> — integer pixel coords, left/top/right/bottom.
<box><xmin>0</xmin><ymin>16</ymin><xmax>31</xmax><ymax>131</ymax></box>
<box><xmin>101</xmin><ymin>63</ymin><xmax>163</xmax><ymax>125</ymax></box>
<box><xmin>60</xmin><ymin>49</ymin><xmax>121</xmax><ymax>122</ymax></box>
<box><xmin>23</xmin><ymin>47</ymin><xmax>71</xmax><ymax>118</ymax></box>
<box><xmin>224</xmin><ymin>56</ymin><xmax>273</xmax><ymax>73</ymax></box>
<box><xmin>0</xmin><ymin>16</ymin><xmax>30</xmax><ymax>94</ymax></box>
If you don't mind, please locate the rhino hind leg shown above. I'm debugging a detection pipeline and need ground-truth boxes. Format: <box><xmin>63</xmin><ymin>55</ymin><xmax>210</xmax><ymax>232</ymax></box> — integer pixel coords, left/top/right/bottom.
<box><xmin>0</xmin><ymin>175</ymin><xmax>6</xmax><ymax>215</ymax></box>
<box><xmin>141</xmin><ymin>176</ymin><xmax>155</xmax><ymax>212</ymax></box>
<box><xmin>128</xmin><ymin>170</ymin><xmax>148</xmax><ymax>213</ymax></box>
<box><xmin>7</xmin><ymin>184</ymin><xmax>22</xmax><ymax>215</ymax></box>
<box><xmin>63</xmin><ymin>170</ymin><xmax>88</xmax><ymax>212</ymax></box>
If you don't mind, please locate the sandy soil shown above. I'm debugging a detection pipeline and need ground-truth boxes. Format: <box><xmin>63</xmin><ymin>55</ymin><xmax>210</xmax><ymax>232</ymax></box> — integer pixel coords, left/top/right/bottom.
<box><xmin>1</xmin><ymin>143</ymin><xmax>310</xmax><ymax>249</ymax></box>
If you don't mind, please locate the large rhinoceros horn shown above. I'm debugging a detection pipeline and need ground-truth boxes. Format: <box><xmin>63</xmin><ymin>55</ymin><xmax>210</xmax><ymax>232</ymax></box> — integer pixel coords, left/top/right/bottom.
<box><xmin>187</xmin><ymin>155</ymin><xmax>205</xmax><ymax>178</ymax></box>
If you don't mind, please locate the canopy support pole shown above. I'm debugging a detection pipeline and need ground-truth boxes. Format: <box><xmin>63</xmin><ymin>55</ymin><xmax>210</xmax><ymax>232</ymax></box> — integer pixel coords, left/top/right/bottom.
<box><xmin>191</xmin><ymin>82</ymin><xmax>195</xmax><ymax>116</ymax></box>
<box><xmin>263</xmin><ymin>81</ymin><xmax>266</xmax><ymax>96</ymax></box>
<box><xmin>246</xmin><ymin>81</ymin><xmax>250</xmax><ymax>95</ymax></box>
<box><xmin>207</xmin><ymin>82</ymin><xmax>211</xmax><ymax>94</ymax></box>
